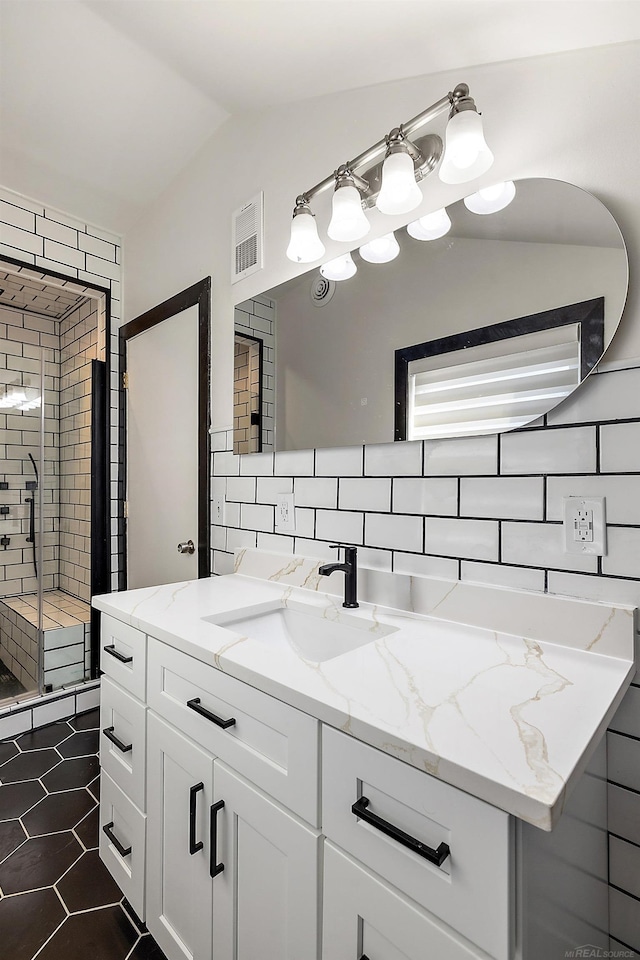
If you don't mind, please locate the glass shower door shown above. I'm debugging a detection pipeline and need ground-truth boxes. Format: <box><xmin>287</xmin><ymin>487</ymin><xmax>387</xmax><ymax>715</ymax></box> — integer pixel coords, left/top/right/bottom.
<box><xmin>0</xmin><ymin>349</ymin><xmax>45</xmax><ymax>704</ymax></box>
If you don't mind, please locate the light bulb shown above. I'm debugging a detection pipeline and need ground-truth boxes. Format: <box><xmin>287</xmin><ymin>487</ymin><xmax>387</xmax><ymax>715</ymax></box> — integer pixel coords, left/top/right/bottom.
<box><xmin>327</xmin><ymin>183</ymin><xmax>370</xmax><ymax>242</ymax></box>
<box><xmin>376</xmin><ymin>150</ymin><xmax>423</xmax><ymax>216</ymax></box>
<box><xmin>439</xmin><ymin>110</ymin><xmax>494</xmax><ymax>185</ymax></box>
<box><xmin>359</xmin><ymin>232</ymin><xmax>400</xmax><ymax>264</ymax></box>
<box><xmin>320</xmin><ymin>253</ymin><xmax>357</xmax><ymax>282</ymax></box>
<box><xmin>286</xmin><ymin>208</ymin><xmax>325</xmax><ymax>263</ymax></box>
<box><xmin>407</xmin><ymin>208</ymin><xmax>452</xmax><ymax>241</ymax></box>
<box><xmin>464</xmin><ymin>181</ymin><xmax>516</xmax><ymax>215</ymax></box>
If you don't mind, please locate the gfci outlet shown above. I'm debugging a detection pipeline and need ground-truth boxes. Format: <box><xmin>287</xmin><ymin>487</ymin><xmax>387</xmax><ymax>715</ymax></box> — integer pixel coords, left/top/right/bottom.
<box><xmin>563</xmin><ymin>496</ymin><xmax>606</xmax><ymax>556</ymax></box>
<box><xmin>276</xmin><ymin>493</ymin><xmax>296</xmax><ymax>533</ymax></box>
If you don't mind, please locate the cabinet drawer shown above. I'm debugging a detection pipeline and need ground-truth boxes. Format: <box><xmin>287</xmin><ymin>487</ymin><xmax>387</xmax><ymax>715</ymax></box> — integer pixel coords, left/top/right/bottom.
<box><xmin>100</xmin><ymin>676</ymin><xmax>146</xmax><ymax>812</ymax></box>
<box><xmin>322</xmin><ymin>727</ymin><xmax>512</xmax><ymax>960</ymax></box>
<box><xmin>100</xmin><ymin>615</ymin><xmax>146</xmax><ymax>701</ymax></box>
<box><xmin>99</xmin><ymin>771</ymin><xmax>146</xmax><ymax>919</ymax></box>
<box><xmin>148</xmin><ymin>639</ymin><xmax>319</xmax><ymax>825</ymax></box>
<box><xmin>323</xmin><ymin>843</ymin><xmax>487</xmax><ymax>960</ymax></box>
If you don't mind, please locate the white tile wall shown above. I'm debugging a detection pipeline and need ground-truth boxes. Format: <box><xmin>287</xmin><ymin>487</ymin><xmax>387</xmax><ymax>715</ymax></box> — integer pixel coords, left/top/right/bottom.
<box><xmin>294</xmin><ymin>477</ymin><xmax>338</xmax><ymax>509</ymax></box>
<box><xmin>393</xmin><ymin>477</ymin><xmax>457</xmax><ymax>516</ymax></box>
<box><xmin>426</xmin><ymin>516</ymin><xmax>499</xmax><ymax>561</ymax></box>
<box><xmin>315</xmin><ymin>445</ymin><xmax>363</xmax><ymax>477</ymax></box>
<box><xmin>423</xmin><ymin>435</ymin><xmax>498</xmax><ymax>476</ymax></box>
<box><xmin>365</xmin><ymin>441</ymin><xmax>422</xmax><ymax>476</ymax></box>
<box><xmin>501</xmin><ymin>426</ymin><xmax>597</xmax><ymax>474</ymax></box>
<box><xmin>600</xmin><ymin>422</ymin><xmax>640</xmax><ymax>473</ymax></box>
<box><xmin>364</xmin><ymin>513</ymin><xmax>422</xmax><ymax>552</ymax></box>
<box><xmin>460</xmin><ymin>477</ymin><xmax>544</xmax><ymax>520</ymax></box>
<box><xmin>339</xmin><ymin>477</ymin><xmax>390</xmax><ymax>512</ymax></box>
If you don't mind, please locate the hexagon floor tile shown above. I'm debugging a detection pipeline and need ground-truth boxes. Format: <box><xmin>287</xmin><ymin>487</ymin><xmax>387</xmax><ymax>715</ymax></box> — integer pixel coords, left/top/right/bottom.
<box><xmin>0</xmin><ymin>708</ymin><xmax>168</xmax><ymax>960</ymax></box>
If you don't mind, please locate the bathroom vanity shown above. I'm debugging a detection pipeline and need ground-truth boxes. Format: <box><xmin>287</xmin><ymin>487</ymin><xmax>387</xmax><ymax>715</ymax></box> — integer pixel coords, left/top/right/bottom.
<box><xmin>94</xmin><ymin>549</ymin><xmax>635</xmax><ymax>960</ymax></box>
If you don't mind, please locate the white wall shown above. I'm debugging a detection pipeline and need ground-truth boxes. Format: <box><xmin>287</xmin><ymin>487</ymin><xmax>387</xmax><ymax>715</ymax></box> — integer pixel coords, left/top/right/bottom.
<box><xmin>124</xmin><ymin>40</ymin><xmax>640</xmax><ymax>428</ymax></box>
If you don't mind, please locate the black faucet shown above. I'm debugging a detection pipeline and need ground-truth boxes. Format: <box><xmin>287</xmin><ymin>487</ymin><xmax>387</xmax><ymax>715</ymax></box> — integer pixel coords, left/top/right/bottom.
<box><xmin>318</xmin><ymin>544</ymin><xmax>359</xmax><ymax>608</ymax></box>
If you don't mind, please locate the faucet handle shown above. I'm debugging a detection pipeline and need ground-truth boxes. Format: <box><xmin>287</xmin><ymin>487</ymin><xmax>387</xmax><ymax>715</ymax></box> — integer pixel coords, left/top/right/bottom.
<box><xmin>329</xmin><ymin>544</ymin><xmax>357</xmax><ymax>560</ymax></box>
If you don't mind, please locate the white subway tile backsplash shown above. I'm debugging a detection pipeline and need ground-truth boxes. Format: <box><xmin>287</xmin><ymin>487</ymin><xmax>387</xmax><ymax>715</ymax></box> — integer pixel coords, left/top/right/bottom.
<box><xmin>609</xmin><ymin>836</ymin><xmax>640</xmax><ymax>901</ymax></box>
<box><xmin>280</xmin><ymin>507</ymin><xmax>315</xmax><ymax>539</ymax></box>
<box><xmin>214</xmin><ymin>450</ymin><xmax>240</xmax><ymax>476</ymax></box>
<box><xmin>423</xmin><ymin>435</ymin><xmax>498</xmax><ymax>476</ymax></box>
<box><xmin>357</xmin><ymin>547</ymin><xmax>393</xmax><ymax>572</ymax></box>
<box><xmin>275</xmin><ymin>449</ymin><xmax>314</xmax><ymax>476</ymax></box>
<box><xmin>425</xmin><ymin>517</ymin><xmax>498</xmax><ymax>561</ymax></box>
<box><xmin>256</xmin><ymin>532</ymin><xmax>294</xmax><ymax>555</ymax></box>
<box><xmin>293</xmin><ymin>538</ymin><xmax>335</xmax><ymax>561</ymax></box>
<box><xmin>294</xmin><ymin>477</ymin><xmax>337</xmax><ymax>509</ymax></box>
<box><xmin>239</xmin><ymin>452</ymin><xmax>273</xmax><ymax>476</ymax></box>
<box><xmin>501</xmin><ymin>426</ymin><xmax>597</xmax><ymax>475</ymax></box>
<box><xmin>226</xmin><ymin>476</ymin><xmax>257</xmax><ymax>503</ymax></box>
<box><xmin>315</xmin><ymin>509</ymin><xmax>363</xmax><ymax>545</ymax></box>
<box><xmin>227</xmin><ymin>527</ymin><xmax>258</xmax><ymax>550</ymax></box>
<box><xmin>392</xmin><ymin>477</ymin><xmax>457</xmax><ymax>516</ymax></box>
<box><xmin>365</xmin><ymin>441</ymin><xmax>422</xmax><ymax>476</ymax></box>
<box><xmin>502</xmin><ymin>521</ymin><xmax>597</xmax><ymax>572</ymax></box>
<box><xmin>549</xmin><ymin>368</ymin><xmax>640</xmax><ymax>425</ymax></box>
<box><xmin>603</xmin><ymin>527</ymin><xmax>640</xmax><ymax>579</ymax></box>
<box><xmin>547</xmin><ymin>475</ymin><xmax>640</xmax><ymax>524</ymax></box>
<box><xmin>609</xmin><ymin>686</ymin><xmax>640</xmax><ymax>738</ymax></box>
<box><xmin>461</xmin><ymin>477</ymin><xmax>544</xmax><ymax>520</ymax></box>
<box><xmin>607</xmin><ymin>732</ymin><xmax>640</xmax><ymax>792</ymax></box>
<box><xmin>548</xmin><ymin>571</ymin><xmax>640</xmax><ymax>609</ymax></box>
<box><xmin>339</xmin><ymin>478</ymin><xmax>391</xmax><ymax>512</ymax></box>
<box><xmin>609</xmin><ymin>887</ymin><xmax>640</xmax><ymax>950</ymax></box>
<box><xmin>256</xmin><ymin>476</ymin><xmax>293</xmax><ymax>504</ymax></box>
<box><xmin>315</xmin><ymin>445</ymin><xmax>363</xmax><ymax>477</ymax></box>
<box><xmin>393</xmin><ymin>552</ymin><xmax>459</xmax><ymax>580</ymax></box>
<box><xmin>239</xmin><ymin>502</ymin><xmax>274</xmax><ymax>533</ymax></box>
<box><xmin>365</xmin><ymin>513</ymin><xmax>422</xmax><ymax>552</ymax></box>
<box><xmin>600</xmin><ymin>421</ymin><xmax>640</xmax><ymax>473</ymax></box>
<box><xmin>461</xmin><ymin>561</ymin><xmax>546</xmax><ymax>593</ymax></box>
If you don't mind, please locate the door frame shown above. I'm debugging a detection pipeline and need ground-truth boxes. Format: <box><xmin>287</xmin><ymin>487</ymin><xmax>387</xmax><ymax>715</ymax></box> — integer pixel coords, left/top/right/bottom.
<box><xmin>119</xmin><ymin>277</ymin><xmax>211</xmax><ymax>587</ymax></box>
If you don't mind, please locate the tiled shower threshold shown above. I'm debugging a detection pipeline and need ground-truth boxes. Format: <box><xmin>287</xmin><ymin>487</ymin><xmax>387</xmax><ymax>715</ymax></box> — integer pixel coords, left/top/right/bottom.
<box><xmin>0</xmin><ymin>708</ymin><xmax>167</xmax><ymax>960</ymax></box>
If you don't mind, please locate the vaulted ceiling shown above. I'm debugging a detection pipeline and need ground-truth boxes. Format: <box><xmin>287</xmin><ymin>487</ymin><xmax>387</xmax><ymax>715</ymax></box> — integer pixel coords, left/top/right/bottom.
<box><xmin>1</xmin><ymin>0</ymin><xmax>639</xmax><ymax>234</ymax></box>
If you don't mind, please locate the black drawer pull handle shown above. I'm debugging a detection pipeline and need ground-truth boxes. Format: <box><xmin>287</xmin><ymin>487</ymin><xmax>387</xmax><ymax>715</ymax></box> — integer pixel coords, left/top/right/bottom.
<box><xmin>189</xmin><ymin>782</ymin><xmax>204</xmax><ymax>855</ymax></box>
<box><xmin>210</xmin><ymin>800</ymin><xmax>225</xmax><ymax>877</ymax></box>
<box><xmin>103</xmin><ymin>821</ymin><xmax>132</xmax><ymax>858</ymax></box>
<box><xmin>103</xmin><ymin>644</ymin><xmax>133</xmax><ymax>664</ymax></box>
<box><xmin>187</xmin><ymin>697</ymin><xmax>236</xmax><ymax>730</ymax></box>
<box><xmin>103</xmin><ymin>726</ymin><xmax>133</xmax><ymax>753</ymax></box>
<box><xmin>351</xmin><ymin>796</ymin><xmax>450</xmax><ymax>867</ymax></box>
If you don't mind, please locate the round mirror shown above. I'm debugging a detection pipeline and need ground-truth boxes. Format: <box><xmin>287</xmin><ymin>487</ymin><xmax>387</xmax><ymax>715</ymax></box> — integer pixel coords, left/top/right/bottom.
<box><xmin>234</xmin><ymin>178</ymin><xmax>628</xmax><ymax>453</ymax></box>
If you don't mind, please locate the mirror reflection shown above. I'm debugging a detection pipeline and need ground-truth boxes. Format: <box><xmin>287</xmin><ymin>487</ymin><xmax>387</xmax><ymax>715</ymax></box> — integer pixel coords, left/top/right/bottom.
<box><xmin>234</xmin><ymin>178</ymin><xmax>628</xmax><ymax>454</ymax></box>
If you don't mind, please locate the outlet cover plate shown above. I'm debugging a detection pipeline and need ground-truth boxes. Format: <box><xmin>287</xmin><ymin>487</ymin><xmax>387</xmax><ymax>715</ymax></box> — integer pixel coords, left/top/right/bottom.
<box><xmin>563</xmin><ymin>496</ymin><xmax>606</xmax><ymax>555</ymax></box>
<box><xmin>276</xmin><ymin>493</ymin><xmax>296</xmax><ymax>533</ymax></box>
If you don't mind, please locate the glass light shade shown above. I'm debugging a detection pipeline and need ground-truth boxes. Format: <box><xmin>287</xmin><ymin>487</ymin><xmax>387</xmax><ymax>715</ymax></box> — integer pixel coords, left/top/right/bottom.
<box><xmin>407</xmin><ymin>207</ymin><xmax>452</xmax><ymax>241</ymax></box>
<box><xmin>464</xmin><ymin>181</ymin><xmax>516</xmax><ymax>215</ymax></box>
<box><xmin>359</xmin><ymin>232</ymin><xmax>400</xmax><ymax>264</ymax></box>
<box><xmin>286</xmin><ymin>209</ymin><xmax>326</xmax><ymax>263</ymax></box>
<box><xmin>439</xmin><ymin>110</ymin><xmax>494</xmax><ymax>184</ymax></box>
<box><xmin>327</xmin><ymin>184</ymin><xmax>370</xmax><ymax>242</ymax></box>
<box><xmin>376</xmin><ymin>151</ymin><xmax>423</xmax><ymax>215</ymax></box>
<box><xmin>320</xmin><ymin>252</ymin><xmax>357</xmax><ymax>282</ymax></box>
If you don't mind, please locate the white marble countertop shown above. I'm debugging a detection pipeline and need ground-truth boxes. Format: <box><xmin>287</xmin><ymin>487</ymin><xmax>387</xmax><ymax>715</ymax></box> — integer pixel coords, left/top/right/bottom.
<box><xmin>93</xmin><ymin>549</ymin><xmax>636</xmax><ymax>830</ymax></box>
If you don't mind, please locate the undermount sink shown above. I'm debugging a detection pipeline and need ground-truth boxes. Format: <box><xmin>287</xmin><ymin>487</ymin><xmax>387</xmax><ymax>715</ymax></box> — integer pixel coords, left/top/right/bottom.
<box><xmin>204</xmin><ymin>601</ymin><xmax>398</xmax><ymax>663</ymax></box>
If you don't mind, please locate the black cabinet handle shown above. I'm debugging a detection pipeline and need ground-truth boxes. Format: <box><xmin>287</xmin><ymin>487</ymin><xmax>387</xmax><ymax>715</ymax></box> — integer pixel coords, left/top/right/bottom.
<box><xmin>351</xmin><ymin>796</ymin><xmax>450</xmax><ymax>867</ymax></box>
<box><xmin>103</xmin><ymin>644</ymin><xmax>133</xmax><ymax>664</ymax></box>
<box><xmin>102</xmin><ymin>726</ymin><xmax>132</xmax><ymax>753</ymax></box>
<box><xmin>187</xmin><ymin>697</ymin><xmax>236</xmax><ymax>730</ymax></box>
<box><xmin>189</xmin><ymin>782</ymin><xmax>204</xmax><ymax>855</ymax></box>
<box><xmin>210</xmin><ymin>800</ymin><xmax>225</xmax><ymax>877</ymax></box>
<box><xmin>103</xmin><ymin>821</ymin><xmax>131</xmax><ymax>858</ymax></box>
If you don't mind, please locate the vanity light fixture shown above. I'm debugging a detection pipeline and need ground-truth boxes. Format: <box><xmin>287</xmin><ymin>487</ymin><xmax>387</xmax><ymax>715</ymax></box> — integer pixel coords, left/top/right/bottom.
<box><xmin>327</xmin><ymin>166</ymin><xmax>371</xmax><ymax>242</ymax></box>
<box><xmin>320</xmin><ymin>252</ymin><xmax>357</xmax><ymax>281</ymax></box>
<box><xmin>286</xmin><ymin>83</ymin><xmax>493</xmax><ymax>262</ymax></box>
<box><xmin>359</xmin><ymin>232</ymin><xmax>400</xmax><ymax>264</ymax></box>
<box><xmin>464</xmin><ymin>181</ymin><xmax>516</xmax><ymax>215</ymax></box>
<box><xmin>407</xmin><ymin>207</ymin><xmax>452</xmax><ymax>241</ymax></box>
<box><xmin>286</xmin><ymin>200</ymin><xmax>326</xmax><ymax>263</ymax></box>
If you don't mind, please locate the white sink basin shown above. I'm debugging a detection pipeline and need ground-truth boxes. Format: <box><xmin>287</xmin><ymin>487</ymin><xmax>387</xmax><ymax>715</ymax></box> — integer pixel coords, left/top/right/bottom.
<box><xmin>205</xmin><ymin>601</ymin><xmax>398</xmax><ymax>663</ymax></box>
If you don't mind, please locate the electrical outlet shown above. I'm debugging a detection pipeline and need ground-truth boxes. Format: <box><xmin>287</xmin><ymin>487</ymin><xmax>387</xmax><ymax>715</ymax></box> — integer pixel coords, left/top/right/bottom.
<box><xmin>276</xmin><ymin>493</ymin><xmax>296</xmax><ymax>533</ymax></box>
<box><xmin>563</xmin><ymin>497</ymin><xmax>606</xmax><ymax>555</ymax></box>
<box><xmin>213</xmin><ymin>495</ymin><xmax>225</xmax><ymax>525</ymax></box>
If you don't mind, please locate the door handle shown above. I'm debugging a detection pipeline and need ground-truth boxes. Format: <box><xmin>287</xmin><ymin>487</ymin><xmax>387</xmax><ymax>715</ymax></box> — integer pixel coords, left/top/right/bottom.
<box><xmin>177</xmin><ymin>540</ymin><xmax>195</xmax><ymax>554</ymax></box>
<box><xmin>103</xmin><ymin>821</ymin><xmax>131</xmax><ymax>858</ymax></box>
<box><xmin>102</xmin><ymin>726</ymin><xmax>133</xmax><ymax>753</ymax></box>
<box><xmin>103</xmin><ymin>644</ymin><xmax>133</xmax><ymax>664</ymax></box>
<box><xmin>189</xmin><ymin>782</ymin><xmax>204</xmax><ymax>855</ymax></box>
<box><xmin>210</xmin><ymin>800</ymin><xmax>225</xmax><ymax>877</ymax></box>
<box><xmin>187</xmin><ymin>697</ymin><xmax>236</xmax><ymax>730</ymax></box>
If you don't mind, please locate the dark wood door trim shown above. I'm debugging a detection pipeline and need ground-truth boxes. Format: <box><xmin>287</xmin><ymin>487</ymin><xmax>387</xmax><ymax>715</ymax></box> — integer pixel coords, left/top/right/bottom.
<box><xmin>118</xmin><ymin>278</ymin><xmax>211</xmax><ymax>587</ymax></box>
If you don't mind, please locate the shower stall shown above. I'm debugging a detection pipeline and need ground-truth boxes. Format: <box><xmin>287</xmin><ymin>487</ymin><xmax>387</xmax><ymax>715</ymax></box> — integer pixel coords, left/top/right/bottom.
<box><xmin>0</xmin><ymin>261</ymin><xmax>109</xmax><ymax>706</ymax></box>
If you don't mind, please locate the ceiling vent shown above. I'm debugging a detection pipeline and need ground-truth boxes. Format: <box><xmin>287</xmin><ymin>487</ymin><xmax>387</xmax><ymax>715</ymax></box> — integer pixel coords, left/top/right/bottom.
<box><xmin>232</xmin><ymin>192</ymin><xmax>263</xmax><ymax>284</ymax></box>
<box><xmin>310</xmin><ymin>274</ymin><xmax>335</xmax><ymax>307</ymax></box>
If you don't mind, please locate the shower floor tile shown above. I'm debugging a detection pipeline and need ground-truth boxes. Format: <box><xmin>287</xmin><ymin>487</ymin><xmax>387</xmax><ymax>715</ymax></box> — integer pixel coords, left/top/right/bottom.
<box><xmin>0</xmin><ymin>658</ymin><xmax>27</xmax><ymax>700</ymax></box>
<box><xmin>0</xmin><ymin>708</ymin><xmax>168</xmax><ymax>960</ymax></box>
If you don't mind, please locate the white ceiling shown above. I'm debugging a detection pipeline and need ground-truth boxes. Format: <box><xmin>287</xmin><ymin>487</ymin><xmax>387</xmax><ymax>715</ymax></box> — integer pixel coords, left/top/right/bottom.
<box><xmin>1</xmin><ymin>0</ymin><xmax>640</xmax><ymax>234</ymax></box>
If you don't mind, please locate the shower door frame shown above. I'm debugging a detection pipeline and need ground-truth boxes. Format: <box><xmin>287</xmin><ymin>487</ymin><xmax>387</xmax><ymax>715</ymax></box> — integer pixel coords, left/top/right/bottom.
<box><xmin>0</xmin><ymin>252</ymin><xmax>113</xmax><ymax>685</ymax></box>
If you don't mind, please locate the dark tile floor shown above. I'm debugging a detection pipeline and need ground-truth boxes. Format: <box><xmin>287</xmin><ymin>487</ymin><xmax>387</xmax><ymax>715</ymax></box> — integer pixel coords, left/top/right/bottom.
<box><xmin>0</xmin><ymin>709</ymin><xmax>167</xmax><ymax>960</ymax></box>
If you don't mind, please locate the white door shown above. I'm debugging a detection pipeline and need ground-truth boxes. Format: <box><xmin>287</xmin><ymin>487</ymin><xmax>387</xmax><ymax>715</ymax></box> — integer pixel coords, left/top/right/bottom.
<box><xmin>127</xmin><ymin>305</ymin><xmax>199</xmax><ymax>588</ymax></box>
<box><xmin>146</xmin><ymin>712</ymin><xmax>214</xmax><ymax>960</ymax></box>
<box><xmin>212</xmin><ymin>760</ymin><xmax>320</xmax><ymax>960</ymax></box>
